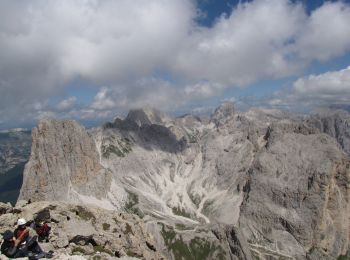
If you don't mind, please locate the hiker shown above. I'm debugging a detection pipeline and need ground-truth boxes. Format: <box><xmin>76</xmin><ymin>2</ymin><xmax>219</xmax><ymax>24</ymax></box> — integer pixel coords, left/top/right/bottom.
<box><xmin>1</xmin><ymin>230</ymin><xmax>27</xmax><ymax>258</ymax></box>
<box><xmin>14</xmin><ymin>218</ymin><xmax>31</xmax><ymax>244</ymax></box>
<box><xmin>27</xmin><ymin>219</ymin><xmax>51</xmax><ymax>242</ymax></box>
<box><xmin>14</xmin><ymin>218</ymin><xmax>53</xmax><ymax>259</ymax></box>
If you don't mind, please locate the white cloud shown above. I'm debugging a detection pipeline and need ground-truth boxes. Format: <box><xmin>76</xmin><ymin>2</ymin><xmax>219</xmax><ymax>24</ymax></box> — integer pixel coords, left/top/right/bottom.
<box><xmin>295</xmin><ymin>2</ymin><xmax>350</xmax><ymax>61</ymax></box>
<box><xmin>184</xmin><ymin>82</ymin><xmax>224</xmax><ymax>99</ymax></box>
<box><xmin>57</xmin><ymin>96</ymin><xmax>77</xmax><ymax>111</ymax></box>
<box><xmin>1</xmin><ymin>0</ymin><xmax>350</xmax><ymax>127</ymax></box>
<box><xmin>264</xmin><ymin>66</ymin><xmax>350</xmax><ymax>111</ymax></box>
<box><xmin>0</xmin><ymin>0</ymin><xmax>194</xmax><ymax>122</ymax></box>
<box><xmin>90</xmin><ymin>88</ymin><xmax>116</xmax><ymax>110</ymax></box>
<box><xmin>293</xmin><ymin>66</ymin><xmax>350</xmax><ymax>104</ymax></box>
<box><xmin>175</xmin><ymin>0</ymin><xmax>306</xmax><ymax>85</ymax></box>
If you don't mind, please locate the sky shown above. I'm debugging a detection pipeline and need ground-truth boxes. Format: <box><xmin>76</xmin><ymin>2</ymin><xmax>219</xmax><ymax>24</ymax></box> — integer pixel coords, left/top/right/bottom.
<box><xmin>0</xmin><ymin>0</ymin><xmax>350</xmax><ymax>129</ymax></box>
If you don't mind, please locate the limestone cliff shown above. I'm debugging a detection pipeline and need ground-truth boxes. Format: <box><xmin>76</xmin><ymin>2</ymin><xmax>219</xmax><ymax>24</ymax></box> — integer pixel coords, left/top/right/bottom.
<box><xmin>19</xmin><ymin>119</ymin><xmax>111</xmax><ymax>203</ymax></box>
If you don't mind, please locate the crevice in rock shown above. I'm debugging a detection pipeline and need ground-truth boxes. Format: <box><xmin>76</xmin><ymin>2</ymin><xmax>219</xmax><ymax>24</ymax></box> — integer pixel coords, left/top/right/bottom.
<box><xmin>69</xmin><ymin>235</ymin><xmax>97</xmax><ymax>246</ymax></box>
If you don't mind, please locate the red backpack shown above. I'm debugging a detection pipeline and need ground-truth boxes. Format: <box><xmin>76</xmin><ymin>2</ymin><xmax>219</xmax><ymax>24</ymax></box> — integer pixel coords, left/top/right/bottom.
<box><xmin>35</xmin><ymin>223</ymin><xmax>51</xmax><ymax>238</ymax></box>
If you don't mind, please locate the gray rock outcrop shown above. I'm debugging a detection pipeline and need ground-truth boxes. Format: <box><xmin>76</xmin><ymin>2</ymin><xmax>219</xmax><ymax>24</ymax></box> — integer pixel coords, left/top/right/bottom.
<box><xmin>19</xmin><ymin>120</ymin><xmax>111</xmax><ymax>203</ymax></box>
<box><xmin>0</xmin><ymin>201</ymin><xmax>164</xmax><ymax>259</ymax></box>
<box><xmin>306</xmin><ymin>109</ymin><xmax>350</xmax><ymax>155</ymax></box>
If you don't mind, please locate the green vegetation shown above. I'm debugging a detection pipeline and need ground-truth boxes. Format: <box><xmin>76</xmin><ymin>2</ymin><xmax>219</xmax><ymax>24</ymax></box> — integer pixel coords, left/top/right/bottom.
<box><xmin>72</xmin><ymin>246</ymin><xmax>87</xmax><ymax>255</ymax></box>
<box><xmin>160</xmin><ymin>224</ymin><xmax>226</xmax><ymax>260</ymax></box>
<box><xmin>172</xmin><ymin>206</ymin><xmax>192</xmax><ymax>218</ymax></box>
<box><xmin>123</xmin><ymin>223</ymin><xmax>134</xmax><ymax>235</ymax></box>
<box><xmin>251</xmin><ymin>253</ymin><xmax>261</xmax><ymax>260</ymax></box>
<box><xmin>0</xmin><ymin>162</ymin><xmax>26</xmax><ymax>205</ymax></box>
<box><xmin>101</xmin><ymin>138</ymin><xmax>132</xmax><ymax>158</ymax></box>
<box><xmin>93</xmin><ymin>245</ymin><xmax>113</xmax><ymax>256</ymax></box>
<box><xmin>187</xmin><ymin>130</ymin><xmax>199</xmax><ymax>143</ymax></box>
<box><xmin>188</xmin><ymin>192</ymin><xmax>202</xmax><ymax>208</ymax></box>
<box><xmin>124</xmin><ymin>191</ymin><xmax>138</xmax><ymax>209</ymax></box>
<box><xmin>72</xmin><ymin>206</ymin><xmax>96</xmax><ymax>222</ymax></box>
<box><xmin>126</xmin><ymin>250</ymin><xmax>143</xmax><ymax>258</ymax></box>
<box><xmin>201</xmin><ymin>200</ymin><xmax>215</xmax><ymax>216</ymax></box>
<box><xmin>124</xmin><ymin>191</ymin><xmax>144</xmax><ymax>218</ymax></box>
<box><xmin>175</xmin><ymin>223</ymin><xmax>193</xmax><ymax>231</ymax></box>
<box><xmin>338</xmin><ymin>256</ymin><xmax>350</xmax><ymax>260</ymax></box>
<box><xmin>101</xmin><ymin>144</ymin><xmax>124</xmax><ymax>158</ymax></box>
<box><xmin>102</xmin><ymin>223</ymin><xmax>110</xmax><ymax>231</ymax></box>
<box><xmin>189</xmin><ymin>237</ymin><xmax>226</xmax><ymax>260</ymax></box>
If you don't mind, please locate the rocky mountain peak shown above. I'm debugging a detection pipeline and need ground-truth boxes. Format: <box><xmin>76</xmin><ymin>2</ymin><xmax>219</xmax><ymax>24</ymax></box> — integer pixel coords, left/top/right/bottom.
<box><xmin>19</xmin><ymin>119</ymin><xmax>111</xmax><ymax>204</ymax></box>
<box><xmin>125</xmin><ymin>107</ymin><xmax>167</xmax><ymax>127</ymax></box>
<box><xmin>210</xmin><ymin>101</ymin><xmax>235</xmax><ymax>126</ymax></box>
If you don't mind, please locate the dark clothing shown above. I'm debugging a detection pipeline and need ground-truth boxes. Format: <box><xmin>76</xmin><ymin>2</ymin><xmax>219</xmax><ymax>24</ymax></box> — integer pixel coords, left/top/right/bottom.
<box><xmin>2</xmin><ymin>228</ymin><xmax>52</xmax><ymax>259</ymax></box>
<box><xmin>0</xmin><ymin>240</ymin><xmax>26</xmax><ymax>258</ymax></box>
<box><xmin>28</xmin><ymin>221</ymin><xmax>51</xmax><ymax>242</ymax></box>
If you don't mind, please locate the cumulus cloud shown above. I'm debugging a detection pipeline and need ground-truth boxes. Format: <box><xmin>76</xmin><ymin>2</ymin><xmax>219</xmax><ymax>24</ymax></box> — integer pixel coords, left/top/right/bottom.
<box><xmin>174</xmin><ymin>0</ymin><xmax>350</xmax><ymax>85</ymax></box>
<box><xmin>175</xmin><ymin>0</ymin><xmax>305</xmax><ymax>85</ymax></box>
<box><xmin>57</xmin><ymin>96</ymin><xmax>77</xmax><ymax>111</ymax></box>
<box><xmin>0</xmin><ymin>0</ymin><xmax>194</xmax><ymax>126</ymax></box>
<box><xmin>1</xmin><ymin>0</ymin><xmax>350</xmax><ymax>127</ymax></box>
<box><xmin>295</xmin><ymin>2</ymin><xmax>350</xmax><ymax>61</ymax></box>
<box><xmin>90</xmin><ymin>88</ymin><xmax>116</xmax><ymax>111</ymax></box>
<box><xmin>292</xmin><ymin>66</ymin><xmax>350</xmax><ymax>107</ymax></box>
<box><xmin>264</xmin><ymin>66</ymin><xmax>350</xmax><ymax>111</ymax></box>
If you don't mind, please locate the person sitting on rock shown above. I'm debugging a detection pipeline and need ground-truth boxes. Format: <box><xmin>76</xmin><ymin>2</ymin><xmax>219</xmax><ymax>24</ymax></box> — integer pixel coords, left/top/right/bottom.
<box><xmin>1</xmin><ymin>230</ymin><xmax>27</xmax><ymax>258</ymax></box>
<box><xmin>27</xmin><ymin>218</ymin><xmax>51</xmax><ymax>242</ymax></box>
<box><xmin>14</xmin><ymin>218</ymin><xmax>53</xmax><ymax>259</ymax></box>
<box><xmin>14</xmin><ymin>218</ymin><xmax>31</xmax><ymax>243</ymax></box>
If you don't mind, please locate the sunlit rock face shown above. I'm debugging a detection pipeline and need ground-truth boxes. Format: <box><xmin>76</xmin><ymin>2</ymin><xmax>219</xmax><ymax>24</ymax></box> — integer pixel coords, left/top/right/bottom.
<box><xmin>19</xmin><ymin>120</ymin><xmax>112</xmax><ymax>203</ymax></box>
<box><xmin>19</xmin><ymin>103</ymin><xmax>350</xmax><ymax>260</ymax></box>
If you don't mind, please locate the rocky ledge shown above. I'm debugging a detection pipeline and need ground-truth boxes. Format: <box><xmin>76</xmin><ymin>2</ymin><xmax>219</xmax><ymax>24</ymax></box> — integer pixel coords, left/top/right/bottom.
<box><xmin>0</xmin><ymin>201</ymin><xmax>164</xmax><ymax>260</ymax></box>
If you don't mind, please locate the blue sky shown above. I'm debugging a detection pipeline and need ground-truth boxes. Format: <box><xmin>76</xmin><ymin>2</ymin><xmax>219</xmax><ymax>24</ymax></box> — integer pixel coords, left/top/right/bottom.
<box><xmin>0</xmin><ymin>0</ymin><xmax>350</xmax><ymax>129</ymax></box>
<box><xmin>196</xmin><ymin>0</ymin><xmax>350</xmax><ymax>108</ymax></box>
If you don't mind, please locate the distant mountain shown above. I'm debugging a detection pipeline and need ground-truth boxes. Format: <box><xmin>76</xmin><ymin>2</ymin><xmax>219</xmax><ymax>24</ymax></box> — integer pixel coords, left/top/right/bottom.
<box><xmin>0</xmin><ymin>129</ymin><xmax>31</xmax><ymax>204</ymax></box>
<box><xmin>14</xmin><ymin>104</ymin><xmax>350</xmax><ymax>259</ymax></box>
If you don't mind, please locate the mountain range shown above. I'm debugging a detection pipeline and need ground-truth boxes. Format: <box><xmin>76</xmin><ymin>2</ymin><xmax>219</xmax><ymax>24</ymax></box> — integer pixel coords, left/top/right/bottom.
<box><xmin>1</xmin><ymin>103</ymin><xmax>349</xmax><ymax>259</ymax></box>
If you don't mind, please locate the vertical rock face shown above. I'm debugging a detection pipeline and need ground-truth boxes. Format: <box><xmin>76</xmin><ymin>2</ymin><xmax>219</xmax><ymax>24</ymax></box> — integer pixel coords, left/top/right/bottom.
<box><xmin>239</xmin><ymin>129</ymin><xmax>350</xmax><ymax>259</ymax></box>
<box><xmin>306</xmin><ymin>110</ymin><xmax>350</xmax><ymax>155</ymax></box>
<box><xmin>19</xmin><ymin>119</ymin><xmax>111</xmax><ymax>202</ymax></box>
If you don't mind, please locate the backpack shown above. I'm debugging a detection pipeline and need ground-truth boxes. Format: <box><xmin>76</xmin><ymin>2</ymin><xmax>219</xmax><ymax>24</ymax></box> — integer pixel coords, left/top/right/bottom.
<box><xmin>35</xmin><ymin>223</ymin><xmax>51</xmax><ymax>241</ymax></box>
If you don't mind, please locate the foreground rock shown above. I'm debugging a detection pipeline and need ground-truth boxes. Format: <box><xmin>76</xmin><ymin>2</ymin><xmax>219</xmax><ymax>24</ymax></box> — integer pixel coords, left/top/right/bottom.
<box><xmin>0</xmin><ymin>201</ymin><xmax>164</xmax><ymax>259</ymax></box>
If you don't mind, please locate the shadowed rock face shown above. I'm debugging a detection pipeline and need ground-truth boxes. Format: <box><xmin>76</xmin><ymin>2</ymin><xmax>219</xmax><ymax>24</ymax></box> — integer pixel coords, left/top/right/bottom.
<box><xmin>18</xmin><ymin>103</ymin><xmax>350</xmax><ymax>260</ymax></box>
<box><xmin>19</xmin><ymin>119</ymin><xmax>111</xmax><ymax>202</ymax></box>
<box><xmin>306</xmin><ymin>110</ymin><xmax>350</xmax><ymax>155</ymax></box>
<box><xmin>240</xmin><ymin>129</ymin><xmax>350</xmax><ymax>259</ymax></box>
